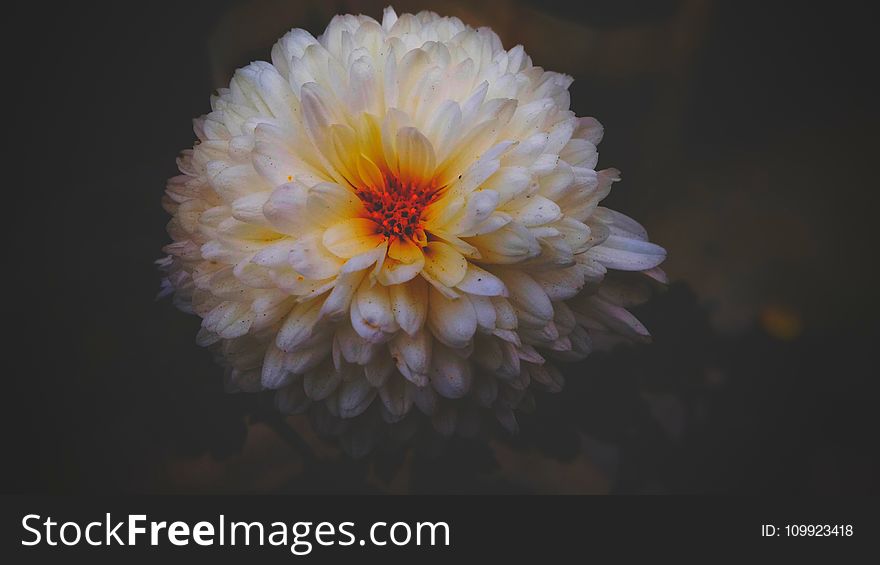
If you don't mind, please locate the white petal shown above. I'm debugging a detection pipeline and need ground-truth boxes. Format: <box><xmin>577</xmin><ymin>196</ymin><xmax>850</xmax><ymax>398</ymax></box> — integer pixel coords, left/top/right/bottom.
<box><xmin>468</xmin><ymin>221</ymin><xmax>540</xmax><ymax>263</ymax></box>
<box><xmin>455</xmin><ymin>264</ymin><xmax>507</xmax><ymax>296</ymax></box>
<box><xmin>336</xmin><ymin>376</ymin><xmax>376</xmax><ymax>418</ymax></box>
<box><xmin>507</xmin><ymin>195</ymin><xmax>562</xmax><ymax>226</ymax></box>
<box><xmin>252</xmin><ymin>239</ymin><xmax>297</xmax><ymax>267</ymax></box>
<box><xmin>422</xmin><ymin>241</ymin><xmax>468</xmax><ymax>289</ymax></box>
<box><xmin>276</xmin><ymin>299</ymin><xmax>322</xmax><ymax>352</ymax></box>
<box><xmin>342</xmin><ymin>240</ymin><xmax>388</xmax><ymax>274</ymax></box>
<box><xmin>364</xmin><ymin>351</ymin><xmax>395</xmax><ymax>387</ymax></box>
<box><xmin>208</xmin><ymin>162</ymin><xmax>267</xmax><ymax>203</ymax></box>
<box><xmin>231</xmin><ymin>192</ymin><xmax>272</xmax><ymax>225</ymax></box>
<box><xmin>306</xmin><ymin>182</ymin><xmax>364</xmax><ymax>228</ymax></box>
<box><xmin>444</xmin><ymin>190</ymin><xmax>500</xmax><ymax>234</ymax></box>
<box><xmin>428</xmin><ymin>286</ymin><xmax>477</xmax><ymax>348</ymax></box>
<box><xmin>381</xmin><ymin>6</ymin><xmax>398</xmax><ymax>31</ymax></box>
<box><xmin>483</xmin><ymin>166</ymin><xmax>532</xmax><ymax>204</ymax></box>
<box><xmin>469</xmin><ymin>295</ymin><xmax>497</xmax><ymax>332</ymax></box>
<box><xmin>263</xmin><ymin>181</ymin><xmax>310</xmax><ymax>234</ymax></box>
<box><xmin>283</xmin><ymin>340</ymin><xmax>331</xmax><ymax>374</ymax></box>
<box><xmin>289</xmin><ymin>232</ymin><xmax>344</xmax><ymax>280</ymax></box>
<box><xmin>319</xmin><ymin>269</ymin><xmax>366</xmax><ymax>321</ymax></box>
<box><xmin>594</xmin><ymin>207</ymin><xmax>649</xmax><ymax>241</ymax></box>
<box><xmin>494</xmin><ymin>403</ymin><xmax>519</xmax><ymax>433</ymax></box>
<box><xmin>503</xmin><ymin>270</ymin><xmax>554</xmax><ymax>327</ymax></box>
<box><xmin>355</xmin><ymin>277</ymin><xmax>397</xmax><ymax>333</ymax></box>
<box><xmin>589</xmin><ymin>235</ymin><xmax>666</xmax><ymax>271</ymax></box>
<box><xmin>303</xmin><ymin>365</ymin><xmax>342</xmax><ymax>401</ymax></box>
<box><xmin>584</xmin><ymin>295</ymin><xmax>651</xmax><ymax>340</ymax></box>
<box><xmin>576</xmin><ymin>116</ymin><xmax>604</xmax><ymax>144</ymax></box>
<box><xmin>380</xmin><ymin>376</ymin><xmax>414</xmax><ymax>418</ymax></box>
<box><xmin>389</xmin><ymin>329</ymin><xmax>432</xmax><ymax>386</ymax></box>
<box><xmin>389</xmin><ymin>277</ymin><xmax>428</xmax><ymax>335</ymax></box>
<box><xmin>350</xmin><ymin>296</ymin><xmax>388</xmax><ymax>343</ymax></box>
<box><xmin>532</xmin><ymin>266</ymin><xmax>584</xmax><ymax>301</ymax></box>
<box><xmin>412</xmin><ymin>384</ymin><xmax>437</xmax><ymax>415</ymax></box>
<box><xmin>429</xmin><ymin>345</ymin><xmax>472</xmax><ymax>399</ymax></box>
<box><xmin>492</xmin><ymin>297</ymin><xmax>518</xmax><ymax>330</ymax></box>
<box><xmin>262</xmin><ymin>344</ymin><xmax>292</xmax><ymax>389</ymax></box>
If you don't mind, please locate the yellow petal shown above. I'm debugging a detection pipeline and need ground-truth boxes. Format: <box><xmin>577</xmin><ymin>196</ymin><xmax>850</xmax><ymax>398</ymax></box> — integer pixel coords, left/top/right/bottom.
<box><xmin>377</xmin><ymin>255</ymin><xmax>424</xmax><ymax>286</ymax></box>
<box><xmin>356</xmin><ymin>154</ymin><xmax>386</xmax><ymax>192</ymax></box>
<box><xmin>355</xmin><ymin>113</ymin><xmax>391</xmax><ymax>176</ymax></box>
<box><xmin>327</xmin><ymin>124</ymin><xmax>360</xmax><ymax>186</ymax></box>
<box><xmin>422</xmin><ymin>241</ymin><xmax>467</xmax><ymax>288</ymax></box>
<box><xmin>323</xmin><ymin>218</ymin><xmax>385</xmax><ymax>258</ymax></box>
<box><xmin>395</xmin><ymin>127</ymin><xmax>436</xmax><ymax>186</ymax></box>
<box><xmin>412</xmin><ymin>227</ymin><xmax>428</xmax><ymax>248</ymax></box>
<box><xmin>387</xmin><ymin>236</ymin><xmax>424</xmax><ymax>264</ymax></box>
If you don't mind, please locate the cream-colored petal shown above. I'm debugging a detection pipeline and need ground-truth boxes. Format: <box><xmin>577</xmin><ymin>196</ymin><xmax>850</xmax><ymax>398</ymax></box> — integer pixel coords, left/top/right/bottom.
<box><xmin>319</xmin><ymin>269</ymin><xmax>366</xmax><ymax>321</ymax></box>
<box><xmin>507</xmin><ymin>195</ymin><xmax>562</xmax><ymax>227</ymax></box>
<box><xmin>303</xmin><ymin>364</ymin><xmax>342</xmax><ymax>401</ymax></box>
<box><xmin>395</xmin><ymin>126</ymin><xmax>436</xmax><ymax>186</ymax></box>
<box><xmin>379</xmin><ymin>375</ymin><xmax>414</xmax><ymax>418</ymax></box>
<box><xmin>483</xmin><ymin>166</ymin><xmax>532</xmax><ymax>204</ymax></box>
<box><xmin>502</xmin><ymin>269</ymin><xmax>554</xmax><ymax>328</ymax></box>
<box><xmin>350</xmin><ymin>296</ymin><xmax>389</xmax><ymax>343</ymax></box>
<box><xmin>341</xmin><ymin>240</ymin><xmax>388</xmax><ymax>274</ymax></box>
<box><xmin>429</xmin><ymin>344</ymin><xmax>472</xmax><ymax>399</ymax></box>
<box><xmin>467</xmin><ymin>222</ymin><xmax>540</xmax><ymax>263</ymax></box>
<box><xmin>364</xmin><ymin>350</ymin><xmax>395</xmax><ymax>387</ymax></box>
<box><xmin>262</xmin><ymin>181</ymin><xmax>310</xmax><ymax>235</ymax></box>
<box><xmin>422</xmin><ymin>241</ymin><xmax>467</xmax><ymax>288</ymax></box>
<box><xmin>389</xmin><ymin>277</ymin><xmax>428</xmax><ymax>335</ymax></box>
<box><xmin>289</xmin><ymin>231</ymin><xmax>344</xmax><ymax>280</ymax></box>
<box><xmin>389</xmin><ymin>328</ymin><xmax>432</xmax><ymax>387</ymax></box>
<box><xmin>456</xmin><ymin>263</ymin><xmax>507</xmax><ymax>296</ymax></box>
<box><xmin>276</xmin><ymin>299</ymin><xmax>323</xmax><ymax>352</ymax></box>
<box><xmin>251</xmin><ymin>239</ymin><xmax>297</xmax><ymax>267</ymax></box>
<box><xmin>427</xmin><ymin>286</ymin><xmax>477</xmax><ymax>348</ymax></box>
<box><xmin>262</xmin><ymin>343</ymin><xmax>293</xmax><ymax>390</ymax></box>
<box><xmin>306</xmin><ymin>182</ymin><xmax>364</xmax><ymax>227</ymax></box>
<box><xmin>589</xmin><ymin>235</ymin><xmax>666</xmax><ymax>271</ymax></box>
<box><xmin>441</xmin><ymin>190</ymin><xmax>500</xmax><ymax>234</ymax></box>
<box><xmin>355</xmin><ymin>277</ymin><xmax>397</xmax><ymax>333</ymax></box>
<box><xmin>323</xmin><ymin>218</ymin><xmax>386</xmax><ymax>258</ymax></box>
<box><xmin>468</xmin><ymin>294</ymin><xmax>497</xmax><ymax>332</ymax></box>
<box><xmin>336</xmin><ymin>376</ymin><xmax>376</xmax><ymax>418</ymax></box>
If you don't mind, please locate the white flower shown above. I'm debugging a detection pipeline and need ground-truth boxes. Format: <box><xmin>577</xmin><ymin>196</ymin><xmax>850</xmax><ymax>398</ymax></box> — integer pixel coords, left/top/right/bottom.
<box><xmin>160</xmin><ymin>7</ymin><xmax>666</xmax><ymax>437</ymax></box>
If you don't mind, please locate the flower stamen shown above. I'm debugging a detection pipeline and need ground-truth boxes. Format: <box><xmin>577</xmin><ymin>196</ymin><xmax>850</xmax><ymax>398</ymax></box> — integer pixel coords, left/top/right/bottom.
<box><xmin>357</xmin><ymin>174</ymin><xmax>439</xmax><ymax>243</ymax></box>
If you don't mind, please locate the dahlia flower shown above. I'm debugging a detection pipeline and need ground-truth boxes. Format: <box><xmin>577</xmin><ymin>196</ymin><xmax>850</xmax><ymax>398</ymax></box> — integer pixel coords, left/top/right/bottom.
<box><xmin>160</xmin><ymin>7</ymin><xmax>666</xmax><ymax>439</ymax></box>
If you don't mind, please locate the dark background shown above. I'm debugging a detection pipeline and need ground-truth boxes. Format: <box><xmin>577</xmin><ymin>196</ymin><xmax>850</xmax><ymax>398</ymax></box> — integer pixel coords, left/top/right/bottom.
<box><xmin>4</xmin><ymin>0</ymin><xmax>878</xmax><ymax>494</ymax></box>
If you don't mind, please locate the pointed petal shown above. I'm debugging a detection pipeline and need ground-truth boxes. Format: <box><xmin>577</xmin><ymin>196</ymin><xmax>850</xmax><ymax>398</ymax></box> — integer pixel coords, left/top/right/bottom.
<box><xmin>323</xmin><ymin>218</ymin><xmax>386</xmax><ymax>258</ymax></box>
<box><xmin>389</xmin><ymin>277</ymin><xmax>428</xmax><ymax>335</ymax></box>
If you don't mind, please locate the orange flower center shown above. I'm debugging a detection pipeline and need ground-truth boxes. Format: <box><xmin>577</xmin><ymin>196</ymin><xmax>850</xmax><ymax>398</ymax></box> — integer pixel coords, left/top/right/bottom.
<box><xmin>357</xmin><ymin>175</ymin><xmax>439</xmax><ymax>239</ymax></box>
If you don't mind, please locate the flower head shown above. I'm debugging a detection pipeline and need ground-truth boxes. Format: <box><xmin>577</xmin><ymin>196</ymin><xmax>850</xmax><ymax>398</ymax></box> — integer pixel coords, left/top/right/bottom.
<box><xmin>160</xmin><ymin>7</ymin><xmax>666</xmax><ymax>439</ymax></box>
